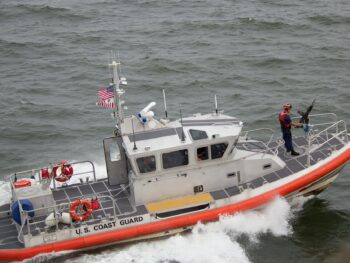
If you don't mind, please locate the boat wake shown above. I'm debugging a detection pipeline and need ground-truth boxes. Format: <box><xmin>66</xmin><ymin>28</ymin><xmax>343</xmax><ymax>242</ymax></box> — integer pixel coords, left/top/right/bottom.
<box><xmin>0</xmin><ymin>181</ymin><xmax>11</xmax><ymax>206</ymax></box>
<box><xmin>65</xmin><ymin>197</ymin><xmax>295</xmax><ymax>263</ymax></box>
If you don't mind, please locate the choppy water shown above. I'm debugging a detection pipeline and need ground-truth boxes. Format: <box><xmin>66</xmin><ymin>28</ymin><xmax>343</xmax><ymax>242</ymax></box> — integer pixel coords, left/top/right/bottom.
<box><xmin>1</xmin><ymin>0</ymin><xmax>350</xmax><ymax>262</ymax></box>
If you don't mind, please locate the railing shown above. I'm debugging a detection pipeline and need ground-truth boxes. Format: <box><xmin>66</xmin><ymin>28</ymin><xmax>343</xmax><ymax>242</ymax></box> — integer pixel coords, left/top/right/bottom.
<box><xmin>8</xmin><ymin>161</ymin><xmax>98</xmax><ymax>244</ymax></box>
<box><xmin>239</xmin><ymin>128</ymin><xmax>282</xmax><ymax>156</ymax></box>
<box><xmin>238</xmin><ymin>113</ymin><xmax>349</xmax><ymax>164</ymax></box>
<box><xmin>17</xmin><ymin>195</ymin><xmax>118</xmax><ymax>244</ymax></box>
<box><xmin>7</xmin><ymin>161</ymin><xmax>97</xmax><ymax>191</ymax></box>
<box><xmin>291</xmin><ymin>113</ymin><xmax>348</xmax><ymax>166</ymax></box>
<box><xmin>305</xmin><ymin>120</ymin><xmax>348</xmax><ymax>166</ymax></box>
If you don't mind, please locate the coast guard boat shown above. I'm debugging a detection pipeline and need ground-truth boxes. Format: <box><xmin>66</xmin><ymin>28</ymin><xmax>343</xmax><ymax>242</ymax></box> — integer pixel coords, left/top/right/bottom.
<box><xmin>0</xmin><ymin>61</ymin><xmax>349</xmax><ymax>261</ymax></box>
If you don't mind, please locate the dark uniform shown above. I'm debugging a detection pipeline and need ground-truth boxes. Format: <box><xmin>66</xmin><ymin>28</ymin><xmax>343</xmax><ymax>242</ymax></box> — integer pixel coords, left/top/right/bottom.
<box><xmin>279</xmin><ymin>111</ymin><xmax>293</xmax><ymax>152</ymax></box>
<box><xmin>279</xmin><ymin>103</ymin><xmax>300</xmax><ymax>156</ymax></box>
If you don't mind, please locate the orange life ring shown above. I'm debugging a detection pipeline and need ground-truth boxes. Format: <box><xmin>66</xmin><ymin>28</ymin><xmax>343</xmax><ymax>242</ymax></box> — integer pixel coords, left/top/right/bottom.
<box><xmin>14</xmin><ymin>180</ymin><xmax>32</xmax><ymax>189</ymax></box>
<box><xmin>69</xmin><ymin>199</ymin><xmax>92</xmax><ymax>222</ymax></box>
<box><xmin>53</xmin><ymin>161</ymin><xmax>73</xmax><ymax>183</ymax></box>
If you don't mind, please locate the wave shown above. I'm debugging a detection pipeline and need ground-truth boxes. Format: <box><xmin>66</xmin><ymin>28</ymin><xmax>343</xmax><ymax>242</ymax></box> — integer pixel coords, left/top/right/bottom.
<box><xmin>177</xmin><ymin>18</ymin><xmax>309</xmax><ymax>33</ymax></box>
<box><xmin>308</xmin><ymin>15</ymin><xmax>350</xmax><ymax>25</ymax></box>
<box><xmin>13</xmin><ymin>4</ymin><xmax>90</xmax><ymax>20</ymax></box>
<box><xmin>0</xmin><ymin>39</ymin><xmax>55</xmax><ymax>50</ymax></box>
<box><xmin>249</xmin><ymin>57</ymin><xmax>295</xmax><ymax>68</ymax></box>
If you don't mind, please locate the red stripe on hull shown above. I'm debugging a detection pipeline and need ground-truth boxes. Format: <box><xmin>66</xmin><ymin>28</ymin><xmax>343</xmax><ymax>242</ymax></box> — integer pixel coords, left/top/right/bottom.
<box><xmin>1</xmin><ymin>148</ymin><xmax>350</xmax><ymax>261</ymax></box>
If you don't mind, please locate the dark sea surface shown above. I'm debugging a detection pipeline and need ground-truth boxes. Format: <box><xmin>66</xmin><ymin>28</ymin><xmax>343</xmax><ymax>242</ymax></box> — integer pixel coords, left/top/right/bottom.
<box><xmin>1</xmin><ymin>0</ymin><xmax>350</xmax><ymax>262</ymax></box>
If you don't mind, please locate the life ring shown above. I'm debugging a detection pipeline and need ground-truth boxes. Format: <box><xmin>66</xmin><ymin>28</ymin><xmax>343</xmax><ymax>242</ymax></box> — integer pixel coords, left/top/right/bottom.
<box><xmin>14</xmin><ymin>179</ymin><xmax>32</xmax><ymax>189</ymax></box>
<box><xmin>69</xmin><ymin>199</ymin><xmax>92</xmax><ymax>222</ymax></box>
<box><xmin>53</xmin><ymin>161</ymin><xmax>73</xmax><ymax>183</ymax></box>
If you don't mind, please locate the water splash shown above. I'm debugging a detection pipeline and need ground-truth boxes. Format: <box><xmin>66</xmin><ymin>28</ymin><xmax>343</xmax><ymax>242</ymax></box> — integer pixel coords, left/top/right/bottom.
<box><xmin>67</xmin><ymin>197</ymin><xmax>293</xmax><ymax>263</ymax></box>
<box><xmin>0</xmin><ymin>181</ymin><xmax>11</xmax><ymax>206</ymax></box>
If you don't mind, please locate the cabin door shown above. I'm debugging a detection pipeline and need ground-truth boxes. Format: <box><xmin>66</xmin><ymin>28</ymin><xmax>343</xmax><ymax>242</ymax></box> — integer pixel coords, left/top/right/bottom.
<box><xmin>103</xmin><ymin>136</ymin><xmax>129</xmax><ymax>185</ymax></box>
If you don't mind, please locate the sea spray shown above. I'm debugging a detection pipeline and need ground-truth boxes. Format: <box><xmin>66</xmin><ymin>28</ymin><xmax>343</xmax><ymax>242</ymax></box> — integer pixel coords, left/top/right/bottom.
<box><xmin>0</xmin><ymin>181</ymin><xmax>10</xmax><ymax>206</ymax></box>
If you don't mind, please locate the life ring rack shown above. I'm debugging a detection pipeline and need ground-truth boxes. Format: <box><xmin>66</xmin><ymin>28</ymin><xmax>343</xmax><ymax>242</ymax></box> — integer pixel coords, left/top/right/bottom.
<box><xmin>53</xmin><ymin>161</ymin><xmax>73</xmax><ymax>183</ymax></box>
<box><xmin>69</xmin><ymin>199</ymin><xmax>93</xmax><ymax>222</ymax></box>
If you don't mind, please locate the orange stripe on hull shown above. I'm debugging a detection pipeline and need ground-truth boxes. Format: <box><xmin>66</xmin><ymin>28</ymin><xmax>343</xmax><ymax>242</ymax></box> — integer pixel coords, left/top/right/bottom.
<box><xmin>1</xmin><ymin>148</ymin><xmax>350</xmax><ymax>262</ymax></box>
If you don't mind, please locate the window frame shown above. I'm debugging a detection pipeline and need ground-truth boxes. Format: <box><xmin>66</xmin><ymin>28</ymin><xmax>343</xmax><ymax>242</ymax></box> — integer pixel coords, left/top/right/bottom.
<box><xmin>196</xmin><ymin>146</ymin><xmax>210</xmax><ymax>162</ymax></box>
<box><xmin>161</xmin><ymin>149</ymin><xmax>189</xmax><ymax>169</ymax></box>
<box><xmin>188</xmin><ymin>129</ymin><xmax>208</xmax><ymax>141</ymax></box>
<box><xmin>210</xmin><ymin>142</ymin><xmax>229</xmax><ymax>160</ymax></box>
<box><xmin>136</xmin><ymin>155</ymin><xmax>157</xmax><ymax>174</ymax></box>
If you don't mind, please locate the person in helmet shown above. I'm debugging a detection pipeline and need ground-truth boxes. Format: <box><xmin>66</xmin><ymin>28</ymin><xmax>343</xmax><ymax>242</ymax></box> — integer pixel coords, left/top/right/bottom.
<box><xmin>279</xmin><ymin>103</ymin><xmax>303</xmax><ymax>156</ymax></box>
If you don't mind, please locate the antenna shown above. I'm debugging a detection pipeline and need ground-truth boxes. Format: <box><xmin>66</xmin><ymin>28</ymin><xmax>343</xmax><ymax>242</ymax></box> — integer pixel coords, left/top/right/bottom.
<box><xmin>131</xmin><ymin>117</ymin><xmax>137</xmax><ymax>151</ymax></box>
<box><xmin>214</xmin><ymin>94</ymin><xmax>218</xmax><ymax>115</ymax></box>
<box><xmin>180</xmin><ymin>107</ymin><xmax>185</xmax><ymax>142</ymax></box>
<box><xmin>109</xmin><ymin>59</ymin><xmax>125</xmax><ymax>126</ymax></box>
<box><xmin>163</xmin><ymin>89</ymin><xmax>168</xmax><ymax>119</ymax></box>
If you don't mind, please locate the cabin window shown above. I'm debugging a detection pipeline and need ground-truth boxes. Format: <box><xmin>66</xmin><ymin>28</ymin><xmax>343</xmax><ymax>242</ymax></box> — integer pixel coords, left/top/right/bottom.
<box><xmin>136</xmin><ymin>156</ymin><xmax>156</xmax><ymax>173</ymax></box>
<box><xmin>163</xmin><ymin>149</ymin><xmax>189</xmax><ymax>169</ymax></box>
<box><xmin>197</xmin><ymin>147</ymin><xmax>209</xmax><ymax>161</ymax></box>
<box><xmin>109</xmin><ymin>142</ymin><xmax>121</xmax><ymax>162</ymax></box>
<box><xmin>211</xmin><ymin>143</ymin><xmax>228</xmax><ymax>159</ymax></box>
<box><xmin>189</xmin><ymin>129</ymin><xmax>208</xmax><ymax>141</ymax></box>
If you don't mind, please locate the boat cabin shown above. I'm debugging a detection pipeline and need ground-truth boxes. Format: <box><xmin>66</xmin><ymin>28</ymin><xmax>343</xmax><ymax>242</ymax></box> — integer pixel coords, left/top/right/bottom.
<box><xmin>104</xmin><ymin>112</ymin><xmax>283</xmax><ymax>205</ymax></box>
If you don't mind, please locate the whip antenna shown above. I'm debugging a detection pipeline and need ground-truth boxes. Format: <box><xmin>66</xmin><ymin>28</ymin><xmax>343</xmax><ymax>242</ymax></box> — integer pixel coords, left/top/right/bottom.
<box><xmin>163</xmin><ymin>89</ymin><xmax>168</xmax><ymax>119</ymax></box>
<box><xmin>214</xmin><ymin>94</ymin><xmax>218</xmax><ymax>114</ymax></box>
<box><xmin>131</xmin><ymin>117</ymin><xmax>137</xmax><ymax>151</ymax></box>
<box><xmin>180</xmin><ymin>107</ymin><xmax>185</xmax><ymax>142</ymax></box>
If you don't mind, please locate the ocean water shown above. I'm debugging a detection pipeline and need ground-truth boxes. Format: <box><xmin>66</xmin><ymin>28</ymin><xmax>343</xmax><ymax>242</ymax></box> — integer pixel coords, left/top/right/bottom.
<box><xmin>1</xmin><ymin>0</ymin><xmax>350</xmax><ymax>262</ymax></box>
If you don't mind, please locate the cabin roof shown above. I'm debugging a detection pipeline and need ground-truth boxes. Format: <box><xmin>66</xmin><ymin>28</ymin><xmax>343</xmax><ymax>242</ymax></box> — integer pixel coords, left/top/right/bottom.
<box><xmin>121</xmin><ymin>113</ymin><xmax>243</xmax><ymax>156</ymax></box>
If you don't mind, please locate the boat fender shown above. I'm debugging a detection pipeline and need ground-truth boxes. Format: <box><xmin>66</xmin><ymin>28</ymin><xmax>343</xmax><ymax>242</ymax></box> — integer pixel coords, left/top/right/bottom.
<box><xmin>45</xmin><ymin>212</ymin><xmax>72</xmax><ymax>226</ymax></box>
<box><xmin>45</xmin><ymin>212</ymin><xmax>61</xmax><ymax>227</ymax></box>
<box><xmin>60</xmin><ymin>212</ymin><xmax>72</xmax><ymax>224</ymax></box>
<box><xmin>11</xmin><ymin>199</ymin><xmax>34</xmax><ymax>225</ymax></box>
<box><xmin>69</xmin><ymin>199</ymin><xmax>93</xmax><ymax>222</ymax></box>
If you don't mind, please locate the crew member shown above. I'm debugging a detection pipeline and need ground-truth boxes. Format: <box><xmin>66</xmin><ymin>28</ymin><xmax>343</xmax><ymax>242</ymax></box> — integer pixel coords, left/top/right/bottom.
<box><xmin>279</xmin><ymin>103</ymin><xmax>303</xmax><ymax>156</ymax></box>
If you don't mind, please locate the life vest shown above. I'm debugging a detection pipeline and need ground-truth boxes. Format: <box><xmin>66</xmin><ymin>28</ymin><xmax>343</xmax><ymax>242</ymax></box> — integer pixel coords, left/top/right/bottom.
<box><xmin>279</xmin><ymin>111</ymin><xmax>291</xmax><ymax>129</ymax></box>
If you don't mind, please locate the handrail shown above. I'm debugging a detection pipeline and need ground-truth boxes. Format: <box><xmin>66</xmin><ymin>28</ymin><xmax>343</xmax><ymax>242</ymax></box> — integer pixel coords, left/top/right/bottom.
<box><xmin>239</xmin><ymin>128</ymin><xmax>279</xmax><ymax>156</ymax></box>
<box><xmin>18</xmin><ymin>194</ymin><xmax>118</xmax><ymax>244</ymax></box>
<box><xmin>7</xmin><ymin>161</ymin><xmax>97</xmax><ymax>191</ymax></box>
<box><xmin>301</xmin><ymin>120</ymin><xmax>348</xmax><ymax>166</ymax></box>
<box><xmin>309</xmin><ymin>120</ymin><xmax>348</xmax><ymax>153</ymax></box>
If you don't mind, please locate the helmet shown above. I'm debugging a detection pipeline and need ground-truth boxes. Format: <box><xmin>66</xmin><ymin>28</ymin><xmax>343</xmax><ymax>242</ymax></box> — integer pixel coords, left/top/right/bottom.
<box><xmin>283</xmin><ymin>103</ymin><xmax>292</xmax><ymax>110</ymax></box>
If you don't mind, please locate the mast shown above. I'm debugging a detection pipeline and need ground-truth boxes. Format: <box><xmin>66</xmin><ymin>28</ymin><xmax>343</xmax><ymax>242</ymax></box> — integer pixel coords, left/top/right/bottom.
<box><xmin>109</xmin><ymin>60</ymin><xmax>125</xmax><ymax>129</ymax></box>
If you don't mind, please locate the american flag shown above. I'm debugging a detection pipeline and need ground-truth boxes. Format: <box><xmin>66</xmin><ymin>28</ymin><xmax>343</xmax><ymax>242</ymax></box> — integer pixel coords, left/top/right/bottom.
<box><xmin>98</xmin><ymin>84</ymin><xmax>114</xmax><ymax>100</ymax></box>
<box><xmin>96</xmin><ymin>98</ymin><xmax>115</xmax><ymax>109</ymax></box>
<box><xmin>96</xmin><ymin>84</ymin><xmax>115</xmax><ymax>109</ymax></box>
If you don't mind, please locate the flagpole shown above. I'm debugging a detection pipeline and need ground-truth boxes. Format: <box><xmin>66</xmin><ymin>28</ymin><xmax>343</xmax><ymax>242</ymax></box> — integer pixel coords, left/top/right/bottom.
<box><xmin>109</xmin><ymin>61</ymin><xmax>124</xmax><ymax>129</ymax></box>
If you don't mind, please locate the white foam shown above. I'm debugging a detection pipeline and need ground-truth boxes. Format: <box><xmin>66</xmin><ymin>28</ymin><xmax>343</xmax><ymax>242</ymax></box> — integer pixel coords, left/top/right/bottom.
<box><xmin>0</xmin><ymin>181</ymin><xmax>11</xmax><ymax>206</ymax></box>
<box><xmin>67</xmin><ymin>197</ymin><xmax>293</xmax><ymax>263</ymax></box>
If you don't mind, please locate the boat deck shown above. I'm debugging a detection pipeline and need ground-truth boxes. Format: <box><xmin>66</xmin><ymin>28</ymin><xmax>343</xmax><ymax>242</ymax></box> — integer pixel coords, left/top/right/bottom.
<box><xmin>0</xmin><ymin>134</ymin><xmax>347</xmax><ymax>250</ymax></box>
<box><xmin>215</xmin><ymin>134</ymin><xmax>346</xmax><ymax>199</ymax></box>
